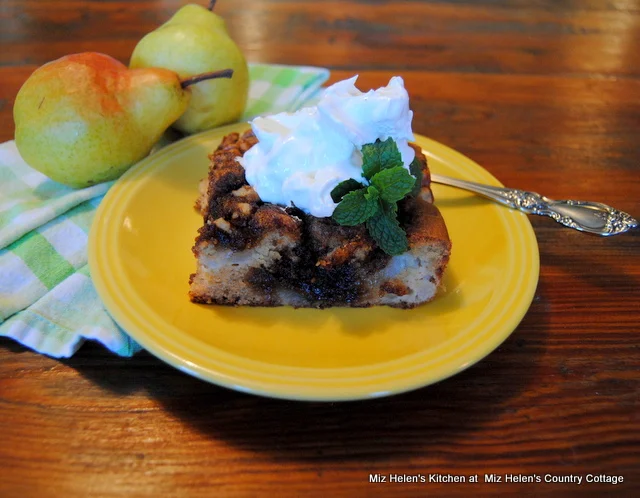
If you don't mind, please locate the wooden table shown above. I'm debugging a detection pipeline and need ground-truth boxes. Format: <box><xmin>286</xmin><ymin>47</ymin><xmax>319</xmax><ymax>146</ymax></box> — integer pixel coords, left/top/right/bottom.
<box><xmin>1</xmin><ymin>1</ymin><xmax>639</xmax><ymax>496</ymax></box>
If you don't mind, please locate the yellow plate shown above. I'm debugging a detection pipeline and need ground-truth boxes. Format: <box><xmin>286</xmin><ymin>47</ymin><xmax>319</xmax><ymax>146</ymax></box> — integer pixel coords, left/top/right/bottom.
<box><xmin>89</xmin><ymin>123</ymin><xmax>539</xmax><ymax>401</ymax></box>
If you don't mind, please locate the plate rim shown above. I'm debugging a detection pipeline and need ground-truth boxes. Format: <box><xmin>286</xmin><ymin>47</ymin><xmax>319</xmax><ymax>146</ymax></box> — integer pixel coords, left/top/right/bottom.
<box><xmin>88</xmin><ymin>124</ymin><xmax>540</xmax><ymax>401</ymax></box>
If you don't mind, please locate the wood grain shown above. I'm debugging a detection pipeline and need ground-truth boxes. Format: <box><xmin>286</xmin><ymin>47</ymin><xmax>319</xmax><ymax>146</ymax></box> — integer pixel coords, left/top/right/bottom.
<box><xmin>1</xmin><ymin>1</ymin><xmax>639</xmax><ymax>496</ymax></box>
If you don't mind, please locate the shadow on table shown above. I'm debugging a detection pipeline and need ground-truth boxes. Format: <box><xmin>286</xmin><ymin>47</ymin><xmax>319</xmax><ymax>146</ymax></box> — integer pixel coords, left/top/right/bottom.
<box><xmin>537</xmin><ymin>226</ymin><xmax>640</xmax><ymax>293</ymax></box>
<box><xmin>48</xmin><ymin>290</ymin><xmax>550</xmax><ymax>462</ymax></box>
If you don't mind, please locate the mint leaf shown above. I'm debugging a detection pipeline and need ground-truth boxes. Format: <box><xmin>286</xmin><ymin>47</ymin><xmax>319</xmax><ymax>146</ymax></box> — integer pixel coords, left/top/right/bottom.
<box><xmin>409</xmin><ymin>155</ymin><xmax>423</xmax><ymax>196</ymax></box>
<box><xmin>371</xmin><ymin>167</ymin><xmax>416</xmax><ymax>203</ymax></box>
<box><xmin>362</xmin><ymin>138</ymin><xmax>403</xmax><ymax>180</ymax></box>
<box><xmin>331</xmin><ymin>178</ymin><xmax>365</xmax><ymax>203</ymax></box>
<box><xmin>366</xmin><ymin>202</ymin><xmax>408</xmax><ymax>256</ymax></box>
<box><xmin>332</xmin><ymin>189</ymin><xmax>380</xmax><ymax>226</ymax></box>
<box><xmin>365</xmin><ymin>185</ymin><xmax>380</xmax><ymax>202</ymax></box>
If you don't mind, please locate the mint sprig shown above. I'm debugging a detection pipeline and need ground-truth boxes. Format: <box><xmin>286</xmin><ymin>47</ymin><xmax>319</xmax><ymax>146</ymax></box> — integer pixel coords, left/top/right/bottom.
<box><xmin>330</xmin><ymin>139</ymin><xmax>421</xmax><ymax>256</ymax></box>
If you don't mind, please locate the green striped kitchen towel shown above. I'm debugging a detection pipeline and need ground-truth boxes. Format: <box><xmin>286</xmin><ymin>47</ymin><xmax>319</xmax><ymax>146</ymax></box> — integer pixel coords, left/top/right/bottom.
<box><xmin>0</xmin><ymin>63</ymin><xmax>330</xmax><ymax>358</ymax></box>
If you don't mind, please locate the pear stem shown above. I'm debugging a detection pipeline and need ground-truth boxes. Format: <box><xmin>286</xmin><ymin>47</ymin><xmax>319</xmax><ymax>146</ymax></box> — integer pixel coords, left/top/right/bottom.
<box><xmin>208</xmin><ymin>0</ymin><xmax>217</xmax><ymax>11</ymax></box>
<box><xmin>180</xmin><ymin>69</ymin><xmax>233</xmax><ymax>89</ymax></box>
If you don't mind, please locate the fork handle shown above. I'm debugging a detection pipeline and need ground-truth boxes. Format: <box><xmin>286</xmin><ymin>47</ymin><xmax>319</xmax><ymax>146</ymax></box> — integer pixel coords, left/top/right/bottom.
<box><xmin>430</xmin><ymin>173</ymin><xmax>638</xmax><ymax>236</ymax></box>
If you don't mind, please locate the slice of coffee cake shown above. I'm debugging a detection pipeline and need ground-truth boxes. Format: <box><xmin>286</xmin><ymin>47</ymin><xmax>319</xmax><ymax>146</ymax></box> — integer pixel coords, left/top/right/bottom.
<box><xmin>189</xmin><ymin>130</ymin><xmax>451</xmax><ymax>308</ymax></box>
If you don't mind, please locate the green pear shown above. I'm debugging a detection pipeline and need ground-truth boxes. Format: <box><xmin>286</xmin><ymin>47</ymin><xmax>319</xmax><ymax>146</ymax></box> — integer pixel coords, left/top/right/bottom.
<box><xmin>130</xmin><ymin>2</ymin><xmax>249</xmax><ymax>135</ymax></box>
<box><xmin>13</xmin><ymin>52</ymin><xmax>232</xmax><ymax>188</ymax></box>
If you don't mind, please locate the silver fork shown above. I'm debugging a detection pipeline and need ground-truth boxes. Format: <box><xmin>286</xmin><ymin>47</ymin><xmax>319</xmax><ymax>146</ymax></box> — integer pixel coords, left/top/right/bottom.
<box><xmin>430</xmin><ymin>173</ymin><xmax>638</xmax><ymax>236</ymax></box>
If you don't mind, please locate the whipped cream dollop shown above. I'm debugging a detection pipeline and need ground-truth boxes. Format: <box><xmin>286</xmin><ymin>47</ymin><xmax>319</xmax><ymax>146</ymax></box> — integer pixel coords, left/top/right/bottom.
<box><xmin>238</xmin><ymin>76</ymin><xmax>415</xmax><ymax>217</ymax></box>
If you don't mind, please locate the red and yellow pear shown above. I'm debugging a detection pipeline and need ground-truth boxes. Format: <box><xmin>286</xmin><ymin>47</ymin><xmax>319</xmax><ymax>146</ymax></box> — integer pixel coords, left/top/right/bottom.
<box><xmin>13</xmin><ymin>52</ymin><xmax>232</xmax><ymax>188</ymax></box>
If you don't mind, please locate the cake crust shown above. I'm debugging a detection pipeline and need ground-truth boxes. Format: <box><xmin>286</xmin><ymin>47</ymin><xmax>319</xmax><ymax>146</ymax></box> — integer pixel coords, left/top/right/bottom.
<box><xmin>189</xmin><ymin>130</ymin><xmax>451</xmax><ymax>308</ymax></box>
